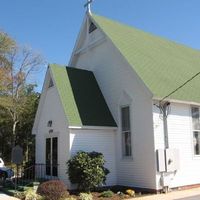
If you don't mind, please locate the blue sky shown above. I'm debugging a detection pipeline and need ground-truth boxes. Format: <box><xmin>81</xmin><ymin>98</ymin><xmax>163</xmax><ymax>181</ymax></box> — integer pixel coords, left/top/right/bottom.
<box><xmin>0</xmin><ymin>0</ymin><xmax>200</xmax><ymax>92</ymax></box>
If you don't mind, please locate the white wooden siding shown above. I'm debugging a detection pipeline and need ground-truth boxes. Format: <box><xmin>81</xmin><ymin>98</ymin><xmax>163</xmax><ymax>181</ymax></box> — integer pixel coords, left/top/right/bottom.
<box><xmin>153</xmin><ymin>103</ymin><xmax>200</xmax><ymax>189</ymax></box>
<box><xmin>70</xmin><ymin>129</ymin><xmax>117</xmax><ymax>186</ymax></box>
<box><xmin>70</xmin><ymin>25</ymin><xmax>157</xmax><ymax>189</ymax></box>
<box><xmin>35</xmin><ymin>69</ymin><xmax>70</xmax><ymax>185</ymax></box>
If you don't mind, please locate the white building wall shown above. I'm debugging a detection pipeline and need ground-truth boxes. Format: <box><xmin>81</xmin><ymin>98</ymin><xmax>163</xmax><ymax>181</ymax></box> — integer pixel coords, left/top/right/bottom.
<box><xmin>70</xmin><ymin>129</ymin><xmax>117</xmax><ymax>186</ymax></box>
<box><xmin>153</xmin><ymin>103</ymin><xmax>200</xmax><ymax>189</ymax></box>
<box><xmin>70</xmin><ymin>27</ymin><xmax>157</xmax><ymax>189</ymax></box>
<box><xmin>35</xmin><ymin>70</ymin><xmax>70</xmax><ymax>185</ymax></box>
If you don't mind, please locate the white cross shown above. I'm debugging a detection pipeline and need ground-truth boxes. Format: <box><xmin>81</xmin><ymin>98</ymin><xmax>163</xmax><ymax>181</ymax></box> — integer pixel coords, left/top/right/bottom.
<box><xmin>84</xmin><ymin>0</ymin><xmax>93</xmax><ymax>13</ymax></box>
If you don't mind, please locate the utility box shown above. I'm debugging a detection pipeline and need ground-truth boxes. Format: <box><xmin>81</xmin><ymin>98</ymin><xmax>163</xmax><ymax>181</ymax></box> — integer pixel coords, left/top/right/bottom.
<box><xmin>157</xmin><ymin>148</ymin><xmax>179</xmax><ymax>173</ymax></box>
<box><xmin>165</xmin><ymin>148</ymin><xmax>179</xmax><ymax>172</ymax></box>
<box><xmin>157</xmin><ymin>149</ymin><xmax>166</xmax><ymax>172</ymax></box>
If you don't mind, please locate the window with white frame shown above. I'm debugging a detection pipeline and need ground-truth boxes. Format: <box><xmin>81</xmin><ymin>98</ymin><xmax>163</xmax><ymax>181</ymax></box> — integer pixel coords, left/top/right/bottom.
<box><xmin>191</xmin><ymin>107</ymin><xmax>200</xmax><ymax>155</ymax></box>
<box><xmin>121</xmin><ymin>106</ymin><xmax>132</xmax><ymax>157</ymax></box>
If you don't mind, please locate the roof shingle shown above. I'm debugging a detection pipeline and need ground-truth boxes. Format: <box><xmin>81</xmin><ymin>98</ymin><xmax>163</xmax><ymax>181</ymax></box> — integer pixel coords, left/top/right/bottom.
<box><xmin>92</xmin><ymin>14</ymin><xmax>200</xmax><ymax>103</ymax></box>
<box><xmin>50</xmin><ymin>64</ymin><xmax>117</xmax><ymax>127</ymax></box>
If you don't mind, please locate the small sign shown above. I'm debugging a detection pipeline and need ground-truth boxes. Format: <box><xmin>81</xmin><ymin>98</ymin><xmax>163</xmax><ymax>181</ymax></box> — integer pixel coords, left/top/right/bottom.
<box><xmin>11</xmin><ymin>145</ymin><xmax>23</xmax><ymax>165</ymax></box>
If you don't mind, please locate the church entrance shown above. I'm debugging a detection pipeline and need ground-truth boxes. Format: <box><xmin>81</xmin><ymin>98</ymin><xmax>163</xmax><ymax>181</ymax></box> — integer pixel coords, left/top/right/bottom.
<box><xmin>46</xmin><ymin>137</ymin><xmax>58</xmax><ymax>177</ymax></box>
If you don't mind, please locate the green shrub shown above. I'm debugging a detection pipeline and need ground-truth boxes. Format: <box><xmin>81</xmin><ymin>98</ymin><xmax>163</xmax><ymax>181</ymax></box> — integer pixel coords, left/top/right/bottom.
<box><xmin>100</xmin><ymin>190</ymin><xmax>114</xmax><ymax>198</ymax></box>
<box><xmin>62</xmin><ymin>197</ymin><xmax>76</xmax><ymax>200</ymax></box>
<box><xmin>14</xmin><ymin>192</ymin><xmax>26</xmax><ymax>200</ymax></box>
<box><xmin>67</xmin><ymin>151</ymin><xmax>109</xmax><ymax>191</ymax></box>
<box><xmin>25</xmin><ymin>188</ymin><xmax>43</xmax><ymax>200</ymax></box>
<box><xmin>37</xmin><ymin>180</ymin><xmax>69</xmax><ymax>200</ymax></box>
<box><xmin>79</xmin><ymin>193</ymin><xmax>93</xmax><ymax>200</ymax></box>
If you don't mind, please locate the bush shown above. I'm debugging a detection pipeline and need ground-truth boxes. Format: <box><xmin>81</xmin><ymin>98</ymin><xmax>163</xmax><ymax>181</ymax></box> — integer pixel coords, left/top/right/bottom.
<box><xmin>25</xmin><ymin>188</ymin><xmax>43</xmax><ymax>200</ymax></box>
<box><xmin>126</xmin><ymin>189</ymin><xmax>135</xmax><ymax>197</ymax></box>
<box><xmin>37</xmin><ymin>180</ymin><xmax>69</xmax><ymax>200</ymax></box>
<box><xmin>67</xmin><ymin>151</ymin><xmax>109</xmax><ymax>191</ymax></box>
<box><xmin>79</xmin><ymin>193</ymin><xmax>93</xmax><ymax>200</ymax></box>
<box><xmin>62</xmin><ymin>198</ymin><xmax>76</xmax><ymax>200</ymax></box>
<box><xmin>14</xmin><ymin>192</ymin><xmax>26</xmax><ymax>200</ymax></box>
<box><xmin>100</xmin><ymin>190</ymin><xmax>114</xmax><ymax>198</ymax></box>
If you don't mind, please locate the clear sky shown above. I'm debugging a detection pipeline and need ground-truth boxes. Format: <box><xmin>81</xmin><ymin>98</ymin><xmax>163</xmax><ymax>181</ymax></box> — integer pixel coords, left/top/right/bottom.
<box><xmin>0</xmin><ymin>0</ymin><xmax>200</xmax><ymax>92</ymax></box>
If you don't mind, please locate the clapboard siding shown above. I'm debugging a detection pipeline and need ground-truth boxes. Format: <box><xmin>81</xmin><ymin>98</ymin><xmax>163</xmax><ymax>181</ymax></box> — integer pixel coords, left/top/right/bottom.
<box><xmin>35</xmin><ymin>69</ymin><xmax>70</xmax><ymax>185</ymax></box>
<box><xmin>71</xmin><ymin>27</ymin><xmax>157</xmax><ymax>189</ymax></box>
<box><xmin>154</xmin><ymin>103</ymin><xmax>200</xmax><ymax>189</ymax></box>
<box><xmin>70</xmin><ymin>129</ymin><xmax>117</xmax><ymax>186</ymax></box>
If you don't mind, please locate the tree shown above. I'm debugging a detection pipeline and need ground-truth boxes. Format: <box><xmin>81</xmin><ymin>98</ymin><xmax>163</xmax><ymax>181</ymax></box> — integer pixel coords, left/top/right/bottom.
<box><xmin>0</xmin><ymin>31</ymin><xmax>44</xmax><ymax>147</ymax></box>
<box><xmin>0</xmin><ymin>31</ymin><xmax>15</xmax><ymax>67</ymax></box>
<box><xmin>0</xmin><ymin>85</ymin><xmax>39</xmax><ymax>162</ymax></box>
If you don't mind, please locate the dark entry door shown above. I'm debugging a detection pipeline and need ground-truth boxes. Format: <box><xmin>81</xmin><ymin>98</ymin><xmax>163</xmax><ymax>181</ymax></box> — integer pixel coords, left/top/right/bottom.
<box><xmin>46</xmin><ymin>137</ymin><xmax>58</xmax><ymax>176</ymax></box>
<box><xmin>52</xmin><ymin>137</ymin><xmax>58</xmax><ymax>176</ymax></box>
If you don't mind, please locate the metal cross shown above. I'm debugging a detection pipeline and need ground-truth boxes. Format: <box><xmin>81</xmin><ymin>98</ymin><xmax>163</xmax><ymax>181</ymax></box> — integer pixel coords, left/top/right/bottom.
<box><xmin>84</xmin><ymin>0</ymin><xmax>93</xmax><ymax>13</ymax></box>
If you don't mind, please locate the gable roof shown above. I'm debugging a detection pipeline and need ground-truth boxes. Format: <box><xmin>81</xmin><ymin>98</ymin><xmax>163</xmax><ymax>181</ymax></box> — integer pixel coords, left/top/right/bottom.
<box><xmin>91</xmin><ymin>14</ymin><xmax>200</xmax><ymax>103</ymax></box>
<box><xmin>50</xmin><ymin>64</ymin><xmax>117</xmax><ymax>127</ymax></box>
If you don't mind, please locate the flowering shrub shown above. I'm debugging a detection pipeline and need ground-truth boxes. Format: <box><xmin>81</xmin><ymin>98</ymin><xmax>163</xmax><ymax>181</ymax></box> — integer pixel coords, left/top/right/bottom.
<box><xmin>37</xmin><ymin>180</ymin><xmax>69</xmax><ymax>200</ymax></box>
<box><xmin>14</xmin><ymin>189</ymin><xmax>43</xmax><ymax>200</ymax></box>
<box><xmin>79</xmin><ymin>193</ymin><xmax>93</xmax><ymax>200</ymax></box>
<box><xmin>25</xmin><ymin>189</ymin><xmax>43</xmax><ymax>200</ymax></box>
<box><xmin>126</xmin><ymin>189</ymin><xmax>135</xmax><ymax>197</ymax></box>
<box><xmin>14</xmin><ymin>192</ymin><xmax>26</xmax><ymax>200</ymax></box>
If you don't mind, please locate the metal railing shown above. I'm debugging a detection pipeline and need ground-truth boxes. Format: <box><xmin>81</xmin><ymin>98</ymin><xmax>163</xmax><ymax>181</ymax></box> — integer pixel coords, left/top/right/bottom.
<box><xmin>5</xmin><ymin>163</ymin><xmax>59</xmax><ymax>188</ymax></box>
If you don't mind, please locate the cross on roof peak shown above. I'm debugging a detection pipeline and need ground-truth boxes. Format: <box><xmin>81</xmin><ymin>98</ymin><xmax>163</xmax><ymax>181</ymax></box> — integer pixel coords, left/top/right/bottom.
<box><xmin>84</xmin><ymin>0</ymin><xmax>93</xmax><ymax>14</ymax></box>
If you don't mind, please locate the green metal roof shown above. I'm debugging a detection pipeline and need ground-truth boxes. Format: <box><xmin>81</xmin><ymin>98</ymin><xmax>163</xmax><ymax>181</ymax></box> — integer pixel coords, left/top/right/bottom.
<box><xmin>92</xmin><ymin>14</ymin><xmax>200</xmax><ymax>103</ymax></box>
<box><xmin>50</xmin><ymin>64</ymin><xmax>117</xmax><ymax>127</ymax></box>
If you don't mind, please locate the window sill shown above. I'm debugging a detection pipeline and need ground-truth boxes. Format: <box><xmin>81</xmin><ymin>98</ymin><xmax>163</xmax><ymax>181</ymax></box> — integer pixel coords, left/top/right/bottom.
<box><xmin>121</xmin><ymin>156</ymin><xmax>133</xmax><ymax>162</ymax></box>
<box><xmin>193</xmin><ymin>155</ymin><xmax>200</xmax><ymax>160</ymax></box>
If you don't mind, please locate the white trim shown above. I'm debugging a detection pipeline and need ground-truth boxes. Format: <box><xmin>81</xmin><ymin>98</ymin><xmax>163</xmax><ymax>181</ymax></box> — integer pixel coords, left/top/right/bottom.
<box><xmin>68</xmin><ymin>125</ymin><xmax>117</xmax><ymax>131</ymax></box>
<box><xmin>153</xmin><ymin>97</ymin><xmax>200</xmax><ymax>107</ymax></box>
<box><xmin>120</xmin><ymin>105</ymin><xmax>133</xmax><ymax>158</ymax></box>
<box><xmin>68</xmin><ymin>15</ymin><xmax>88</xmax><ymax>66</ymax></box>
<box><xmin>74</xmin><ymin>36</ymin><xmax>106</xmax><ymax>56</ymax></box>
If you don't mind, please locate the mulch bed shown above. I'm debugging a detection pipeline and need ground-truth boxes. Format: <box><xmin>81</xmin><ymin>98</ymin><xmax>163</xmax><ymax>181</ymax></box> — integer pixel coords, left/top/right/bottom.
<box><xmin>68</xmin><ymin>186</ymin><xmax>150</xmax><ymax>199</ymax></box>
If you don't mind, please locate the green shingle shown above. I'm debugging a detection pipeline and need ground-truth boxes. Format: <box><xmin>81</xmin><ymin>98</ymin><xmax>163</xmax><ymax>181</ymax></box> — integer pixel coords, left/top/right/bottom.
<box><xmin>50</xmin><ymin>64</ymin><xmax>116</xmax><ymax>127</ymax></box>
<box><xmin>92</xmin><ymin>14</ymin><xmax>200</xmax><ymax>103</ymax></box>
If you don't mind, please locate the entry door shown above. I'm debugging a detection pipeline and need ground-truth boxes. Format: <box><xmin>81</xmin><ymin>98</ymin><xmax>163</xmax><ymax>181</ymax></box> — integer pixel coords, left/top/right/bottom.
<box><xmin>46</xmin><ymin>137</ymin><xmax>58</xmax><ymax>176</ymax></box>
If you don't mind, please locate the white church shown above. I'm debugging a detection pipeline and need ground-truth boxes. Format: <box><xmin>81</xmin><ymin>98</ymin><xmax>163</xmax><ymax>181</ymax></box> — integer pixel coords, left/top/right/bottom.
<box><xmin>32</xmin><ymin>8</ymin><xmax>200</xmax><ymax>192</ymax></box>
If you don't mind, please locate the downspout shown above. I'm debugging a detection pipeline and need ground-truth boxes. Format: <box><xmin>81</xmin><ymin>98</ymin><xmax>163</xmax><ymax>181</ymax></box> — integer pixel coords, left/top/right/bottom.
<box><xmin>160</xmin><ymin>101</ymin><xmax>170</xmax><ymax>193</ymax></box>
<box><xmin>162</xmin><ymin>101</ymin><xmax>170</xmax><ymax>149</ymax></box>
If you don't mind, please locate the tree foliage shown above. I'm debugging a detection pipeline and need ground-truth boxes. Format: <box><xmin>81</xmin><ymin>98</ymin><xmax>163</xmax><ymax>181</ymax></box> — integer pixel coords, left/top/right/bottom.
<box><xmin>0</xmin><ymin>30</ymin><xmax>44</xmax><ymax>162</ymax></box>
<box><xmin>67</xmin><ymin>151</ymin><xmax>110</xmax><ymax>192</ymax></box>
<box><xmin>0</xmin><ymin>30</ymin><xmax>44</xmax><ymax>147</ymax></box>
<box><xmin>0</xmin><ymin>31</ymin><xmax>15</xmax><ymax>67</ymax></box>
<box><xmin>0</xmin><ymin>85</ymin><xmax>39</xmax><ymax>163</ymax></box>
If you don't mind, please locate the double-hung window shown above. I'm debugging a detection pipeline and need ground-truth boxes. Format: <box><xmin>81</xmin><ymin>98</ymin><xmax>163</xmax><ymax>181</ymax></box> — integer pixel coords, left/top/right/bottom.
<box><xmin>121</xmin><ymin>106</ymin><xmax>132</xmax><ymax>157</ymax></box>
<box><xmin>191</xmin><ymin>107</ymin><xmax>200</xmax><ymax>156</ymax></box>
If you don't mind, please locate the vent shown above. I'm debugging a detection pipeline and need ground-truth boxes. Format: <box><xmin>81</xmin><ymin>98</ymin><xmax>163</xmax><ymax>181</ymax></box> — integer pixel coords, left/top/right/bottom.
<box><xmin>89</xmin><ymin>22</ymin><xmax>97</xmax><ymax>33</ymax></box>
<box><xmin>48</xmin><ymin>78</ymin><xmax>54</xmax><ymax>88</ymax></box>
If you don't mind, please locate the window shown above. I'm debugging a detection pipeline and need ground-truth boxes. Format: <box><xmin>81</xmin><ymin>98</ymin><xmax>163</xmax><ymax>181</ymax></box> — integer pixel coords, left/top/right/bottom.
<box><xmin>191</xmin><ymin>107</ymin><xmax>200</xmax><ymax>155</ymax></box>
<box><xmin>47</xmin><ymin>120</ymin><xmax>53</xmax><ymax>127</ymax></box>
<box><xmin>89</xmin><ymin>22</ymin><xmax>97</xmax><ymax>33</ymax></box>
<box><xmin>121</xmin><ymin>106</ymin><xmax>132</xmax><ymax>157</ymax></box>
